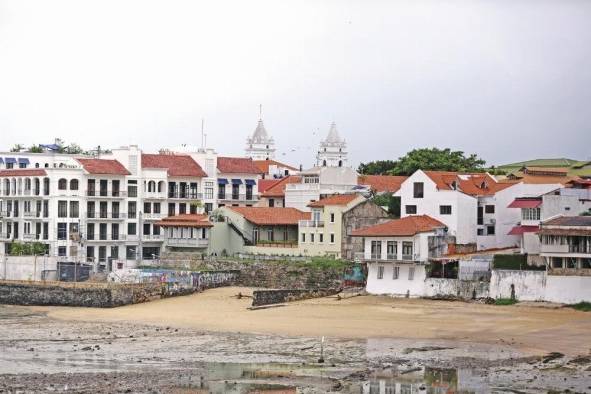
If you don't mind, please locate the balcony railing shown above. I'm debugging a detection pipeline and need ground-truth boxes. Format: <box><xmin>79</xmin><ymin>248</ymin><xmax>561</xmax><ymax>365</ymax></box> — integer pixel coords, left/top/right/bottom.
<box><xmin>85</xmin><ymin>212</ymin><xmax>128</xmax><ymax>220</ymax></box>
<box><xmin>168</xmin><ymin>192</ymin><xmax>203</xmax><ymax>200</ymax></box>
<box><xmin>218</xmin><ymin>193</ymin><xmax>258</xmax><ymax>201</ymax></box>
<box><xmin>299</xmin><ymin>220</ymin><xmax>324</xmax><ymax>228</ymax></box>
<box><xmin>143</xmin><ymin>213</ymin><xmax>165</xmax><ymax>220</ymax></box>
<box><xmin>87</xmin><ymin>234</ymin><xmax>127</xmax><ymax>241</ymax></box>
<box><xmin>0</xmin><ymin>233</ymin><xmax>12</xmax><ymax>240</ymax></box>
<box><xmin>86</xmin><ymin>190</ymin><xmax>127</xmax><ymax>198</ymax></box>
<box><xmin>144</xmin><ymin>192</ymin><xmax>167</xmax><ymax>199</ymax></box>
<box><xmin>166</xmin><ymin>237</ymin><xmax>209</xmax><ymax>247</ymax></box>
<box><xmin>143</xmin><ymin>234</ymin><xmax>164</xmax><ymax>241</ymax></box>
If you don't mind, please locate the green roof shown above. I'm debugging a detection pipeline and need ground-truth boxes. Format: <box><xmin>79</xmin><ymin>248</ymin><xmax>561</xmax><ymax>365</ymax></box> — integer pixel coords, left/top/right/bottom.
<box><xmin>498</xmin><ymin>158</ymin><xmax>580</xmax><ymax>170</ymax></box>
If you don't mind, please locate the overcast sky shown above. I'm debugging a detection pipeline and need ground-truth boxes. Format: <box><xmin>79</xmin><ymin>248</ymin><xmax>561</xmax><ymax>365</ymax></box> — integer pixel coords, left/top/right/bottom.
<box><xmin>0</xmin><ymin>0</ymin><xmax>590</xmax><ymax>168</ymax></box>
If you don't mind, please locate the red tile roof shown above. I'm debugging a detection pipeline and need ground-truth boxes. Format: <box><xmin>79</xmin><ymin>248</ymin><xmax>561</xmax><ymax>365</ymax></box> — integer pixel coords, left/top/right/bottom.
<box><xmin>156</xmin><ymin>214</ymin><xmax>213</xmax><ymax>228</ymax></box>
<box><xmin>258</xmin><ymin>179</ymin><xmax>279</xmax><ymax>193</ymax></box>
<box><xmin>0</xmin><ymin>169</ymin><xmax>47</xmax><ymax>177</ymax></box>
<box><xmin>227</xmin><ymin>207</ymin><xmax>310</xmax><ymax>226</ymax></box>
<box><xmin>358</xmin><ymin>175</ymin><xmax>408</xmax><ymax>193</ymax></box>
<box><xmin>308</xmin><ymin>194</ymin><xmax>362</xmax><ymax>208</ymax></box>
<box><xmin>253</xmin><ymin>159</ymin><xmax>298</xmax><ymax>174</ymax></box>
<box><xmin>351</xmin><ymin>215</ymin><xmax>446</xmax><ymax>237</ymax></box>
<box><xmin>261</xmin><ymin>176</ymin><xmax>302</xmax><ymax>198</ymax></box>
<box><xmin>423</xmin><ymin>171</ymin><xmax>515</xmax><ymax>196</ymax></box>
<box><xmin>141</xmin><ymin>154</ymin><xmax>207</xmax><ymax>177</ymax></box>
<box><xmin>217</xmin><ymin>157</ymin><xmax>263</xmax><ymax>174</ymax></box>
<box><xmin>507</xmin><ymin>225</ymin><xmax>539</xmax><ymax>235</ymax></box>
<box><xmin>76</xmin><ymin>159</ymin><xmax>131</xmax><ymax>175</ymax></box>
<box><xmin>507</xmin><ymin>198</ymin><xmax>542</xmax><ymax>209</ymax></box>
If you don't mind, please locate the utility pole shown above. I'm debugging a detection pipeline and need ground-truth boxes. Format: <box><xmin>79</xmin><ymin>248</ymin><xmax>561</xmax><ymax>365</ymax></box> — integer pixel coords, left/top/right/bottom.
<box><xmin>137</xmin><ymin>211</ymin><xmax>143</xmax><ymax>265</ymax></box>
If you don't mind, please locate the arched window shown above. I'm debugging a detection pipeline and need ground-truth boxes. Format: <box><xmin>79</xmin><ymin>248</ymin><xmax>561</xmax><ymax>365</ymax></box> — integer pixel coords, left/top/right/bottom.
<box><xmin>158</xmin><ymin>181</ymin><xmax>165</xmax><ymax>193</ymax></box>
<box><xmin>35</xmin><ymin>163</ymin><xmax>40</xmax><ymax>168</ymax></box>
<box><xmin>44</xmin><ymin>163</ymin><xmax>49</xmax><ymax>168</ymax></box>
<box><xmin>70</xmin><ymin>179</ymin><xmax>79</xmax><ymax>190</ymax></box>
<box><xmin>58</xmin><ymin>178</ymin><xmax>67</xmax><ymax>190</ymax></box>
<box><xmin>338</xmin><ymin>160</ymin><xmax>342</xmax><ymax>167</ymax></box>
<box><xmin>25</xmin><ymin>178</ymin><xmax>31</xmax><ymax>192</ymax></box>
<box><xmin>148</xmin><ymin>181</ymin><xmax>156</xmax><ymax>192</ymax></box>
<box><xmin>34</xmin><ymin>178</ymin><xmax>40</xmax><ymax>195</ymax></box>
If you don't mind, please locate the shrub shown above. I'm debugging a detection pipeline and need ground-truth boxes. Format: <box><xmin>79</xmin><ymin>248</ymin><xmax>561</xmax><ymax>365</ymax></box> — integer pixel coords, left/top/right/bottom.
<box><xmin>493</xmin><ymin>254</ymin><xmax>545</xmax><ymax>271</ymax></box>
<box><xmin>495</xmin><ymin>298</ymin><xmax>517</xmax><ymax>306</ymax></box>
<box><xmin>567</xmin><ymin>302</ymin><xmax>591</xmax><ymax>312</ymax></box>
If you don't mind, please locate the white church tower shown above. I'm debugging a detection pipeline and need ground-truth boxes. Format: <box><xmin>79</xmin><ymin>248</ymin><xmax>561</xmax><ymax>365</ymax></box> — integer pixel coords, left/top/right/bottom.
<box><xmin>316</xmin><ymin>122</ymin><xmax>348</xmax><ymax>167</ymax></box>
<box><xmin>245</xmin><ymin>107</ymin><xmax>275</xmax><ymax>160</ymax></box>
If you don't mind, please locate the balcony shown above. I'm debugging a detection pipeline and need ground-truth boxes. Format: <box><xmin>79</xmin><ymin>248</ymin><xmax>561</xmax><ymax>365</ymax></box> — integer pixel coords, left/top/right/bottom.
<box><xmin>217</xmin><ymin>193</ymin><xmax>258</xmax><ymax>202</ymax></box>
<box><xmin>167</xmin><ymin>192</ymin><xmax>203</xmax><ymax>200</ymax></box>
<box><xmin>86</xmin><ymin>234</ymin><xmax>127</xmax><ymax>242</ymax></box>
<box><xmin>166</xmin><ymin>237</ymin><xmax>209</xmax><ymax>247</ymax></box>
<box><xmin>85</xmin><ymin>190</ymin><xmax>127</xmax><ymax>198</ymax></box>
<box><xmin>144</xmin><ymin>192</ymin><xmax>167</xmax><ymax>199</ymax></box>
<box><xmin>299</xmin><ymin>220</ymin><xmax>324</xmax><ymax>228</ymax></box>
<box><xmin>363</xmin><ymin>253</ymin><xmax>421</xmax><ymax>263</ymax></box>
<box><xmin>143</xmin><ymin>234</ymin><xmax>164</xmax><ymax>241</ymax></box>
<box><xmin>143</xmin><ymin>212</ymin><xmax>165</xmax><ymax>220</ymax></box>
<box><xmin>22</xmin><ymin>233</ymin><xmax>37</xmax><ymax>240</ymax></box>
<box><xmin>85</xmin><ymin>212</ymin><xmax>128</xmax><ymax>220</ymax></box>
<box><xmin>23</xmin><ymin>211</ymin><xmax>43</xmax><ymax>219</ymax></box>
<box><xmin>541</xmin><ymin>243</ymin><xmax>569</xmax><ymax>254</ymax></box>
<box><xmin>0</xmin><ymin>233</ymin><xmax>13</xmax><ymax>241</ymax></box>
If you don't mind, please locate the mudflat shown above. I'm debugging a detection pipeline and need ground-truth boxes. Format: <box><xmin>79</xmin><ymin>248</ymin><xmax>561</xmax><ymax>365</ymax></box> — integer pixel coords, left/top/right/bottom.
<box><xmin>43</xmin><ymin>286</ymin><xmax>591</xmax><ymax>355</ymax></box>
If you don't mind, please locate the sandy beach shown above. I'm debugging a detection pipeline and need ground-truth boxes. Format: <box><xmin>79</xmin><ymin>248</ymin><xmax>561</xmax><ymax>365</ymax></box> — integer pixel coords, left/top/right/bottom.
<box><xmin>43</xmin><ymin>286</ymin><xmax>591</xmax><ymax>356</ymax></box>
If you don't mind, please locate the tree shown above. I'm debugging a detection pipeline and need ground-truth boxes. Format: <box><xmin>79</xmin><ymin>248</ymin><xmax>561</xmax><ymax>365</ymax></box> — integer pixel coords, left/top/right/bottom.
<box><xmin>389</xmin><ymin>148</ymin><xmax>486</xmax><ymax>176</ymax></box>
<box><xmin>28</xmin><ymin>145</ymin><xmax>44</xmax><ymax>153</ymax></box>
<box><xmin>65</xmin><ymin>143</ymin><xmax>84</xmax><ymax>154</ymax></box>
<box><xmin>10</xmin><ymin>144</ymin><xmax>24</xmax><ymax>152</ymax></box>
<box><xmin>371</xmin><ymin>193</ymin><xmax>401</xmax><ymax>218</ymax></box>
<box><xmin>358</xmin><ymin>160</ymin><xmax>397</xmax><ymax>175</ymax></box>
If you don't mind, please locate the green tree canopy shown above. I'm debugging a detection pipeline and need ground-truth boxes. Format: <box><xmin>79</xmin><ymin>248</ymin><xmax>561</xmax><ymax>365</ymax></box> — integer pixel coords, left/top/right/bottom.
<box><xmin>359</xmin><ymin>148</ymin><xmax>487</xmax><ymax>176</ymax></box>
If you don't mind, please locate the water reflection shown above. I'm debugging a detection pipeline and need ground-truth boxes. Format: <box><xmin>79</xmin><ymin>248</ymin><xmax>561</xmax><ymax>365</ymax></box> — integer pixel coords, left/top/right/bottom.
<box><xmin>362</xmin><ymin>367</ymin><xmax>465</xmax><ymax>394</ymax></box>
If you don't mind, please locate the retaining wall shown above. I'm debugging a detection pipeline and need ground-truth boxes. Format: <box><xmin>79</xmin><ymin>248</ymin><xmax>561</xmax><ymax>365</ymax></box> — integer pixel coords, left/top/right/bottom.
<box><xmin>252</xmin><ymin>288</ymin><xmax>340</xmax><ymax>307</ymax></box>
<box><xmin>0</xmin><ymin>280</ymin><xmax>162</xmax><ymax>307</ymax></box>
<box><xmin>424</xmin><ymin>278</ymin><xmax>489</xmax><ymax>299</ymax></box>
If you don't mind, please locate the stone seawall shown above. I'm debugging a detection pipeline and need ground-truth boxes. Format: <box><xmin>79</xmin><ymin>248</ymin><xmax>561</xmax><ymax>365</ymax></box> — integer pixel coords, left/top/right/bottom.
<box><xmin>0</xmin><ymin>280</ymin><xmax>162</xmax><ymax>308</ymax></box>
<box><xmin>252</xmin><ymin>288</ymin><xmax>340</xmax><ymax>307</ymax></box>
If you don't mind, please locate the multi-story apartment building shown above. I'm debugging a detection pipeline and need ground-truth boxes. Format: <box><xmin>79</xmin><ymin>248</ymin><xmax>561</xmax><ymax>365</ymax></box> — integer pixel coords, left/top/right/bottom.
<box><xmin>0</xmin><ymin>147</ymin><xmax>212</xmax><ymax>270</ymax></box>
<box><xmin>216</xmin><ymin>157</ymin><xmax>263</xmax><ymax>208</ymax></box>
<box><xmin>539</xmin><ymin>216</ymin><xmax>591</xmax><ymax>273</ymax></box>
<box><xmin>399</xmin><ymin>170</ymin><xmax>562</xmax><ymax>250</ymax></box>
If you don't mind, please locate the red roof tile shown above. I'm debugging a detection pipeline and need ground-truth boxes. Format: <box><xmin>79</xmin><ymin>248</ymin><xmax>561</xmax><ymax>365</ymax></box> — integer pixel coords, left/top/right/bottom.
<box><xmin>308</xmin><ymin>194</ymin><xmax>362</xmax><ymax>208</ymax></box>
<box><xmin>423</xmin><ymin>171</ymin><xmax>515</xmax><ymax>196</ymax></box>
<box><xmin>0</xmin><ymin>169</ymin><xmax>47</xmax><ymax>177</ymax></box>
<box><xmin>358</xmin><ymin>175</ymin><xmax>408</xmax><ymax>193</ymax></box>
<box><xmin>156</xmin><ymin>214</ymin><xmax>213</xmax><ymax>228</ymax></box>
<box><xmin>141</xmin><ymin>154</ymin><xmax>207</xmax><ymax>177</ymax></box>
<box><xmin>507</xmin><ymin>225</ymin><xmax>539</xmax><ymax>235</ymax></box>
<box><xmin>507</xmin><ymin>198</ymin><xmax>542</xmax><ymax>209</ymax></box>
<box><xmin>227</xmin><ymin>207</ymin><xmax>310</xmax><ymax>225</ymax></box>
<box><xmin>217</xmin><ymin>157</ymin><xmax>263</xmax><ymax>174</ymax></box>
<box><xmin>258</xmin><ymin>179</ymin><xmax>279</xmax><ymax>193</ymax></box>
<box><xmin>351</xmin><ymin>215</ymin><xmax>446</xmax><ymax>237</ymax></box>
<box><xmin>76</xmin><ymin>159</ymin><xmax>130</xmax><ymax>175</ymax></box>
<box><xmin>253</xmin><ymin>159</ymin><xmax>298</xmax><ymax>174</ymax></box>
<box><xmin>261</xmin><ymin>176</ymin><xmax>302</xmax><ymax>197</ymax></box>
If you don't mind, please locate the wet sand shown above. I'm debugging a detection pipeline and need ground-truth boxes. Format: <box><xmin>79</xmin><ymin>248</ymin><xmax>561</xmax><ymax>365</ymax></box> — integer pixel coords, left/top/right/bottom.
<box><xmin>42</xmin><ymin>286</ymin><xmax>591</xmax><ymax>356</ymax></box>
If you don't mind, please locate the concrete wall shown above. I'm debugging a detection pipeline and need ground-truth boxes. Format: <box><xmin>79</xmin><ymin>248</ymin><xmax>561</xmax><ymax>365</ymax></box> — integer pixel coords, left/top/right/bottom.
<box><xmin>252</xmin><ymin>288</ymin><xmax>339</xmax><ymax>306</ymax></box>
<box><xmin>341</xmin><ymin>200</ymin><xmax>389</xmax><ymax>260</ymax></box>
<box><xmin>366</xmin><ymin>263</ymin><xmax>426</xmax><ymax>296</ymax></box>
<box><xmin>424</xmin><ymin>278</ymin><xmax>489</xmax><ymax>299</ymax></box>
<box><xmin>0</xmin><ymin>280</ymin><xmax>162</xmax><ymax>307</ymax></box>
<box><xmin>545</xmin><ymin>275</ymin><xmax>591</xmax><ymax>304</ymax></box>
<box><xmin>0</xmin><ymin>256</ymin><xmax>58</xmax><ymax>281</ymax></box>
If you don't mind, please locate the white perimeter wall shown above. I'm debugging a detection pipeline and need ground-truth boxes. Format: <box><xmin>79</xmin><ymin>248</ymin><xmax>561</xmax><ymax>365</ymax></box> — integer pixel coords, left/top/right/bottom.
<box><xmin>366</xmin><ymin>262</ymin><xmax>426</xmax><ymax>296</ymax></box>
<box><xmin>0</xmin><ymin>256</ymin><xmax>58</xmax><ymax>281</ymax></box>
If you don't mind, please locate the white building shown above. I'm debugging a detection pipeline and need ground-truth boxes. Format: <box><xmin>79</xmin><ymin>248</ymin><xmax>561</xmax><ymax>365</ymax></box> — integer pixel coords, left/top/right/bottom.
<box><xmin>399</xmin><ymin>170</ymin><xmax>561</xmax><ymax>250</ymax></box>
<box><xmin>351</xmin><ymin>215</ymin><xmax>447</xmax><ymax>296</ymax></box>
<box><xmin>539</xmin><ymin>215</ymin><xmax>591</xmax><ymax>272</ymax></box>
<box><xmin>316</xmin><ymin>122</ymin><xmax>347</xmax><ymax>168</ymax></box>
<box><xmin>216</xmin><ymin>157</ymin><xmax>263</xmax><ymax>208</ymax></box>
<box><xmin>284</xmin><ymin>166</ymin><xmax>366</xmax><ymax>211</ymax></box>
<box><xmin>245</xmin><ymin>118</ymin><xmax>275</xmax><ymax>161</ymax></box>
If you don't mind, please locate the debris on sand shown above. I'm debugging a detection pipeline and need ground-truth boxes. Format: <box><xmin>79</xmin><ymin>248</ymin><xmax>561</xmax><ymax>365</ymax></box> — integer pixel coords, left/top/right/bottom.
<box><xmin>402</xmin><ymin>346</ymin><xmax>454</xmax><ymax>354</ymax></box>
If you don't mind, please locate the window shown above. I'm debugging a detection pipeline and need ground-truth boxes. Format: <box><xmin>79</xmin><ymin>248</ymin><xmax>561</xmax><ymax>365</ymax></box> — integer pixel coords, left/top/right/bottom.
<box><xmin>522</xmin><ymin>208</ymin><xmax>541</xmax><ymax>221</ymax></box>
<box><xmin>310</xmin><ymin>233</ymin><xmax>315</xmax><ymax>243</ymax></box>
<box><xmin>128</xmin><ymin>202</ymin><xmax>136</xmax><ymax>219</ymax></box>
<box><xmin>330</xmin><ymin>233</ymin><xmax>335</xmax><ymax>243</ymax></box>
<box><xmin>301</xmin><ymin>233</ymin><xmax>306</xmax><ymax>243</ymax></box>
<box><xmin>232</xmin><ymin>184</ymin><xmax>240</xmax><ymax>200</ymax></box>
<box><xmin>267</xmin><ymin>228</ymin><xmax>273</xmax><ymax>241</ymax></box>
<box><xmin>99</xmin><ymin>223</ymin><xmax>107</xmax><ymax>240</ymax></box>
<box><xmin>330</xmin><ymin>213</ymin><xmax>335</xmax><ymax>223</ymax></box>
<box><xmin>393</xmin><ymin>266</ymin><xmax>400</xmax><ymax>280</ymax></box>
<box><xmin>405</xmin><ymin>205</ymin><xmax>417</xmax><ymax>215</ymax></box>
<box><xmin>269</xmin><ymin>198</ymin><xmax>275</xmax><ymax>207</ymax></box>
<box><xmin>408</xmin><ymin>267</ymin><xmax>415</xmax><ymax>280</ymax></box>
<box><xmin>387</xmin><ymin>241</ymin><xmax>397</xmax><ymax>259</ymax></box>
<box><xmin>111</xmin><ymin>223</ymin><xmax>119</xmax><ymax>240</ymax></box>
<box><xmin>402</xmin><ymin>242</ymin><xmax>413</xmax><ymax>260</ymax></box>
<box><xmin>319</xmin><ymin>233</ymin><xmax>324</xmax><ymax>243</ymax></box>
<box><xmin>144</xmin><ymin>202</ymin><xmax>151</xmax><ymax>214</ymax></box>
<box><xmin>205</xmin><ymin>182</ymin><xmax>214</xmax><ymax>199</ymax></box>
<box><xmin>377</xmin><ymin>266</ymin><xmax>384</xmax><ymax>279</ymax></box>
<box><xmin>58</xmin><ymin>246</ymin><xmax>67</xmax><ymax>257</ymax></box>
<box><xmin>486</xmin><ymin>225</ymin><xmax>495</xmax><ymax>235</ymax></box>
<box><xmin>153</xmin><ymin>203</ymin><xmax>160</xmax><ymax>214</ymax></box>
<box><xmin>477</xmin><ymin>228</ymin><xmax>484</xmax><ymax>236</ymax></box>
<box><xmin>87</xmin><ymin>246</ymin><xmax>95</xmax><ymax>262</ymax></box>
<box><xmin>69</xmin><ymin>201</ymin><xmax>79</xmax><ymax>218</ymax></box>
<box><xmin>87</xmin><ymin>223</ymin><xmax>95</xmax><ymax>240</ymax></box>
<box><xmin>70</xmin><ymin>179</ymin><xmax>79</xmax><ymax>190</ymax></box>
<box><xmin>371</xmin><ymin>240</ymin><xmax>382</xmax><ymax>259</ymax></box>
<box><xmin>413</xmin><ymin>182</ymin><xmax>424</xmax><ymax>198</ymax></box>
<box><xmin>126</xmin><ymin>246</ymin><xmax>137</xmax><ymax>260</ymax></box>
<box><xmin>439</xmin><ymin>205</ymin><xmax>452</xmax><ymax>215</ymax></box>
<box><xmin>168</xmin><ymin>203</ymin><xmax>175</xmax><ymax>216</ymax></box>
<box><xmin>143</xmin><ymin>223</ymin><xmax>151</xmax><ymax>236</ymax></box>
<box><xmin>57</xmin><ymin>223</ymin><xmax>67</xmax><ymax>240</ymax></box>
<box><xmin>127</xmin><ymin>182</ymin><xmax>137</xmax><ymax>198</ymax></box>
<box><xmin>179</xmin><ymin>203</ymin><xmax>186</xmax><ymax>214</ymax></box>
<box><xmin>58</xmin><ymin>179</ymin><xmax>67</xmax><ymax>190</ymax></box>
<box><xmin>485</xmin><ymin>205</ymin><xmax>495</xmax><ymax>214</ymax></box>
<box><xmin>128</xmin><ymin>223</ymin><xmax>137</xmax><ymax>235</ymax></box>
<box><xmin>58</xmin><ymin>201</ymin><xmax>67</xmax><ymax>218</ymax></box>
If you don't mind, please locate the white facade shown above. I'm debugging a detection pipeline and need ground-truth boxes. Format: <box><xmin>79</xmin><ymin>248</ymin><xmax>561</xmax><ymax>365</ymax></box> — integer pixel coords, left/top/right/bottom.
<box><xmin>245</xmin><ymin>119</ymin><xmax>275</xmax><ymax>160</ymax></box>
<box><xmin>284</xmin><ymin>166</ymin><xmax>364</xmax><ymax>211</ymax></box>
<box><xmin>316</xmin><ymin>122</ymin><xmax>347</xmax><ymax>168</ymax></box>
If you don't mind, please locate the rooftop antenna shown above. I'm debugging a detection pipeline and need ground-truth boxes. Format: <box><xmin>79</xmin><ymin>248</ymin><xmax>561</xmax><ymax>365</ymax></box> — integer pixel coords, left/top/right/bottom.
<box><xmin>259</xmin><ymin>104</ymin><xmax>263</xmax><ymax>120</ymax></box>
<box><xmin>201</xmin><ymin>118</ymin><xmax>205</xmax><ymax>150</ymax></box>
